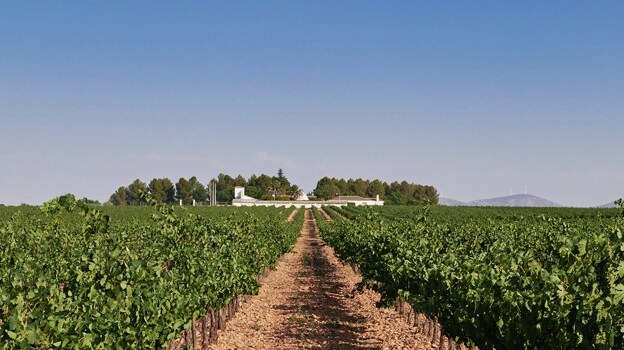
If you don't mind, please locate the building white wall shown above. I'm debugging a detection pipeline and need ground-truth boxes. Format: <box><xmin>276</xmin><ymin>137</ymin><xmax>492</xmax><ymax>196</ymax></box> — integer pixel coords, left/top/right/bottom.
<box><xmin>234</xmin><ymin>186</ymin><xmax>256</xmax><ymax>200</ymax></box>
<box><xmin>232</xmin><ymin>201</ymin><xmax>348</xmax><ymax>208</ymax></box>
<box><xmin>231</xmin><ymin>186</ymin><xmax>383</xmax><ymax>207</ymax></box>
<box><xmin>232</xmin><ymin>200</ymin><xmax>383</xmax><ymax>208</ymax></box>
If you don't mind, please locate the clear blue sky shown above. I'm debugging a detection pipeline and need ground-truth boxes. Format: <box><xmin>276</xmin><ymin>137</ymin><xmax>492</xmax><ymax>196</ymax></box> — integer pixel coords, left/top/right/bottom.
<box><xmin>1</xmin><ymin>1</ymin><xmax>622</xmax><ymax>206</ymax></box>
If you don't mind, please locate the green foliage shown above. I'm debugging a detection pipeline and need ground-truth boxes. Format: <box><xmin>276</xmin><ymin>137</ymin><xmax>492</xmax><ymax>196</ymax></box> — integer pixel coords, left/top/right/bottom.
<box><xmin>287</xmin><ymin>185</ymin><xmax>304</xmax><ymax>200</ymax></box>
<box><xmin>127</xmin><ymin>179</ymin><xmax>148</xmax><ymax>205</ymax></box>
<box><xmin>320</xmin><ymin>206</ymin><xmax>347</xmax><ymax>221</ymax></box>
<box><xmin>108</xmin><ymin>186</ymin><xmax>128</xmax><ymax>206</ymax></box>
<box><xmin>109</xmin><ymin>176</ymin><xmax>208</xmax><ymax>206</ymax></box>
<box><xmin>175</xmin><ymin>177</ymin><xmax>192</xmax><ymax>205</ymax></box>
<box><xmin>312</xmin><ymin>177</ymin><xmax>438</xmax><ymax>204</ymax></box>
<box><xmin>212</xmin><ymin>170</ymin><xmax>298</xmax><ymax>203</ymax></box>
<box><xmin>314</xmin><ymin>177</ymin><xmax>339</xmax><ymax>200</ymax></box>
<box><xmin>0</xmin><ymin>195</ymin><xmax>300</xmax><ymax>349</ymax></box>
<box><xmin>188</xmin><ymin>176</ymin><xmax>206</xmax><ymax>203</ymax></box>
<box><xmin>213</xmin><ymin>173</ymin><xmax>237</xmax><ymax>203</ymax></box>
<box><xmin>319</xmin><ymin>206</ymin><xmax>624</xmax><ymax>349</ymax></box>
<box><xmin>148</xmin><ymin>178</ymin><xmax>175</xmax><ymax>204</ymax></box>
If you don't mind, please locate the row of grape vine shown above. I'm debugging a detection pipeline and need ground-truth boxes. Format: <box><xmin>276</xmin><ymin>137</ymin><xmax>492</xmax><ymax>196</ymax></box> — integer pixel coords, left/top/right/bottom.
<box><xmin>319</xmin><ymin>204</ymin><xmax>624</xmax><ymax>349</ymax></box>
<box><xmin>0</xmin><ymin>195</ymin><xmax>302</xmax><ymax>349</ymax></box>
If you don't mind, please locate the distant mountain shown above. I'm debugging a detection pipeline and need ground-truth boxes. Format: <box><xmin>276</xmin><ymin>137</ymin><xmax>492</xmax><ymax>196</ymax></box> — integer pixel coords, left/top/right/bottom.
<box><xmin>467</xmin><ymin>194</ymin><xmax>561</xmax><ymax>207</ymax></box>
<box><xmin>439</xmin><ymin>197</ymin><xmax>467</xmax><ymax>206</ymax></box>
<box><xmin>598</xmin><ymin>201</ymin><xmax>619</xmax><ymax>208</ymax></box>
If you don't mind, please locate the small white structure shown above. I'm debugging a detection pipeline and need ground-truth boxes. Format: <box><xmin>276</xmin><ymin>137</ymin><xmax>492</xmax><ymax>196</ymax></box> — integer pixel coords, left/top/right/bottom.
<box><xmin>231</xmin><ymin>187</ymin><xmax>384</xmax><ymax>208</ymax></box>
<box><xmin>329</xmin><ymin>195</ymin><xmax>384</xmax><ymax>206</ymax></box>
<box><xmin>295</xmin><ymin>192</ymin><xmax>309</xmax><ymax>201</ymax></box>
<box><xmin>234</xmin><ymin>186</ymin><xmax>257</xmax><ymax>200</ymax></box>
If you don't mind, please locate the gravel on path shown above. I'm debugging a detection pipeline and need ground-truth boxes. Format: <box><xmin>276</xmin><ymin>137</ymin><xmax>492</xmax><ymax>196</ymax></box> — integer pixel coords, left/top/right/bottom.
<box><xmin>317</xmin><ymin>208</ymin><xmax>332</xmax><ymax>221</ymax></box>
<box><xmin>211</xmin><ymin>209</ymin><xmax>435</xmax><ymax>350</ymax></box>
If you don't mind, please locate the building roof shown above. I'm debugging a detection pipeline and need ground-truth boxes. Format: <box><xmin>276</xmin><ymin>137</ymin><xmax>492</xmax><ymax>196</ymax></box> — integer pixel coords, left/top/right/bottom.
<box><xmin>232</xmin><ymin>198</ymin><xmax>258</xmax><ymax>203</ymax></box>
<box><xmin>330</xmin><ymin>195</ymin><xmax>376</xmax><ymax>201</ymax></box>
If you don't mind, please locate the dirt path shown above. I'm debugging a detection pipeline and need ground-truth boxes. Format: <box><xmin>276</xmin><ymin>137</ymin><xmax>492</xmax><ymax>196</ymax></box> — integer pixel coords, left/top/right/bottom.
<box><xmin>317</xmin><ymin>208</ymin><xmax>332</xmax><ymax>221</ymax></box>
<box><xmin>212</xmin><ymin>209</ymin><xmax>434</xmax><ymax>350</ymax></box>
<box><xmin>286</xmin><ymin>208</ymin><xmax>300</xmax><ymax>222</ymax></box>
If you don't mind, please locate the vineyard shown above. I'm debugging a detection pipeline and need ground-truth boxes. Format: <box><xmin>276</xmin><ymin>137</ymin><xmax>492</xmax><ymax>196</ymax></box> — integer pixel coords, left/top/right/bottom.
<box><xmin>0</xmin><ymin>195</ymin><xmax>302</xmax><ymax>349</ymax></box>
<box><xmin>2</xmin><ymin>199</ymin><xmax>624</xmax><ymax>349</ymax></box>
<box><xmin>318</xmin><ymin>204</ymin><xmax>624</xmax><ymax>349</ymax></box>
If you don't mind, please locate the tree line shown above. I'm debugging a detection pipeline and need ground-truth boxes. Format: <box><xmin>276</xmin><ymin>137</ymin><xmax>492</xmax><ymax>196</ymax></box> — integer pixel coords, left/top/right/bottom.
<box><xmin>108</xmin><ymin>177</ymin><xmax>206</xmax><ymax>205</ymax></box>
<box><xmin>107</xmin><ymin>169</ymin><xmax>301</xmax><ymax>205</ymax></box>
<box><xmin>213</xmin><ymin>169</ymin><xmax>303</xmax><ymax>202</ymax></box>
<box><xmin>312</xmin><ymin>177</ymin><xmax>438</xmax><ymax>205</ymax></box>
<box><xmin>107</xmin><ymin>171</ymin><xmax>438</xmax><ymax>205</ymax></box>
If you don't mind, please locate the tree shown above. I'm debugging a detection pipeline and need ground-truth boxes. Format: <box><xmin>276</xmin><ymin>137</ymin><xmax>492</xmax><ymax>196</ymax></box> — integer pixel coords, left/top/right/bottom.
<box><xmin>423</xmin><ymin>185</ymin><xmax>439</xmax><ymax>205</ymax></box>
<box><xmin>256</xmin><ymin>174</ymin><xmax>274</xmax><ymax>195</ymax></box>
<box><xmin>176</xmin><ymin>177</ymin><xmax>193</xmax><ymax>205</ymax></box>
<box><xmin>162</xmin><ymin>178</ymin><xmax>176</xmax><ymax>204</ymax></box>
<box><xmin>311</xmin><ymin>176</ymin><xmax>436</xmax><ymax>205</ymax></box>
<box><xmin>127</xmin><ymin>179</ymin><xmax>148</xmax><ymax>205</ymax></box>
<box><xmin>148</xmin><ymin>178</ymin><xmax>176</xmax><ymax>204</ymax></box>
<box><xmin>386</xmin><ymin>181</ymin><xmax>407</xmax><ymax>205</ymax></box>
<box><xmin>351</xmin><ymin>178</ymin><xmax>367</xmax><ymax>197</ymax></box>
<box><xmin>366</xmin><ymin>179</ymin><xmax>386</xmax><ymax>199</ymax></box>
<box><xmin>337</xmin><ymin>178</ymin><xmax>348</xmax><ymax>196</ymax></box>
<box><xmin>314</xmin><ymin>177</ymin><xmax>339</xmax><ymax>200</ymax></box>
<box><xmin>109</xmin><ymin>186</ymin><xmax>128</xmax><ymax>205</ymax></box>
<box><xmin>189</xmin><ymin>176</ymin><xmax>207</xmax><ymax>203</ymax></box>
<box><xmin>277</xmin><ymin>168</ymin><xmax>286</xmax><ymax>183</ymax></box>
<box><xmin>266</xmin><ymin>180</ymin><xmax>282</xmax><ymax>199</ymax></box>
<box><xmin>149</xmin><ymin>178</ymin><xmax>166</xmax><ymax>204</ymax></box>
<box><xmin>214</xmin><ymin>173</ymin><xmax>235</xmax><ymax>203</ymax></box>
<box><xmin>245</xmin><ymin>174</ymin><xmax>262</xmax><ymax>198</ymax></box>
<box><xmin>274</xmin><ymin>169</ymin><xmax>290</xmax><ymax>195</ymax></box>
<box><xmin>202</xmin><ymin>171</ymin><xmax>303</xmax><ymax>202</ymax></box>
<box><xmin>233</xmin><ymin>175</ymin><xmax>246</xmax><ymax>187</ymax></box>
<box><xmin>288</xmin><ymin>184</ymin><xmax>304</xmax><ymax>200</ymax></box>
<box><xmin>246</xmin><ymin>173</ymin><xmax>275</xmax><ymax>199</ymax></box>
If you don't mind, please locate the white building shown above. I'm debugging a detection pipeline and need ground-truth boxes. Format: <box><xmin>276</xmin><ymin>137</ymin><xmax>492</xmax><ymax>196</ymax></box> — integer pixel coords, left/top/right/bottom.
<box><xmin>295</xmin><ymin>191</ymin><xmax>309</xmax><ymax>201</ymax></box>
<box><xmin>234</xmin><ymin>186</ymin><xmax>256</xmax><ymax>200</ymax></box>
<box><xmin>231</xmin><ymin>187</ymin><xmax>384</xmax><ymax>208</ymax></box>
<box><xmin>329</xmin><ymin>195</ymin><xmax>384</xmax><ymax>206</ymax></box>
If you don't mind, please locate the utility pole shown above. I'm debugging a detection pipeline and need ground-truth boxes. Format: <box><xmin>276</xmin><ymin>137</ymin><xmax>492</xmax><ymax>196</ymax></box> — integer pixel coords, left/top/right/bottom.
<box><xmin>208</xmin><ymin>181</ymin><xmax>217</xmax><ymax>206</ymax></box>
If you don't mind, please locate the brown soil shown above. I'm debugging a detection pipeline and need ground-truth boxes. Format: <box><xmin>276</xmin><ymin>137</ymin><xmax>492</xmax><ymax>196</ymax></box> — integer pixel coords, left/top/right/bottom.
<box><xmin>211</xmin><ymin>209</ymin><xmax>435</xmax><ymax>350</ymax></box>
<box><xmin>286</xmin><ymin>208</ymin><xmax>300</xmax><ymax>222</ymax></box>
<box><xmin>317</xmin><ymin>208</ymin><xmax>332</xmax><ymax>221</ymax></box>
